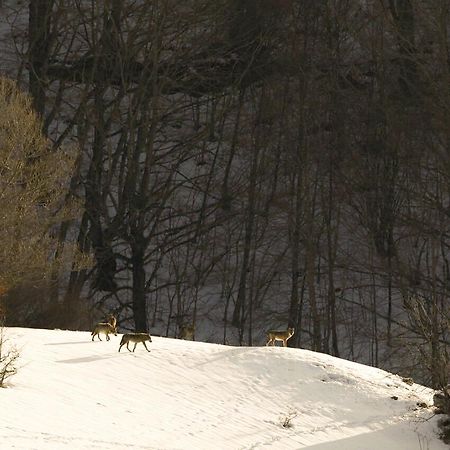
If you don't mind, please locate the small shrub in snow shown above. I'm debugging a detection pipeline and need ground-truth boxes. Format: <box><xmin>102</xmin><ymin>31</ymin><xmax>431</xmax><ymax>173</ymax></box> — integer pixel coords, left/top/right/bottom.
<box><xmin>280</xmin><ymin>409</ymin><xmax>297</xmax><ymax>429</ymax></box>
<box><xmin>434</xmin><ymin>385</ymin><xmax>450</xmax><ymax>445</ymax></box>
<box><xmin>436</xmin><ymin>416</ymin><xmax>450</xmax><ymax>445</ymax></box>
<box><xmin>433</xmin><ymin>385</ymin><xmax>450</xmax><ymax>415</ymax></box>
<box><xmin>402</xmin><ymin>377</ymin><xmax>414</xmax><ymax>386</ymax></box>
<box><xmin>0</xmin><ymin>324</ymin><xmax>19</xmax><ymax>387</ymax></box>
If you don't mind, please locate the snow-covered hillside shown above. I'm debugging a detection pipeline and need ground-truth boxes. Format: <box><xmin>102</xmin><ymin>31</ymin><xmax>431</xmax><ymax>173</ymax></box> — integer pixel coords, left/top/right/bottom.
<box><xmin>0</xmin><ymin>328</ymin><xmax>446</xmax><ymax>449</ymax></box>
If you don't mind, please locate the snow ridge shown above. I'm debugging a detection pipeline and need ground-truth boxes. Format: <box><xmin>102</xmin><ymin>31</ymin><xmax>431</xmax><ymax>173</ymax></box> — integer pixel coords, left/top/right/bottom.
<box><xmin>0</xmin><ymin>328</ymin><xmax>445</xmax><ymax>450</ymax></box>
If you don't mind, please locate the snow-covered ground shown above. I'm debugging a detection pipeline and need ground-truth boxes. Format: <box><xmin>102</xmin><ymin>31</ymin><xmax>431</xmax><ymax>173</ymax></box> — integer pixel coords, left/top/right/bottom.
<box><xmin>0</xmin><ymin>328</ymin><xmax>446</xmax><ymax>449</ymax></box>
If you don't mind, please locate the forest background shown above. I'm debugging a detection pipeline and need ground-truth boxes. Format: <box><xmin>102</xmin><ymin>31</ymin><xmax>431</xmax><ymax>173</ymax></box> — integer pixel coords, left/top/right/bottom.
<box><xmin>0</xmin><ymin>0</ymin><xmax>448</xmax><ymax>389</ymax></box>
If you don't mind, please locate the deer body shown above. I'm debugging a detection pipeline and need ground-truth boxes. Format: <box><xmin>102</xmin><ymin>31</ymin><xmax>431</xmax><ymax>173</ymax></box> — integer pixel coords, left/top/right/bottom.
<box><xmin>266</xmin><ymin>327</ymin><xmax>295</xmax><ymax>347</ymax></box>
<box><xmin>179</xmin><ymin>324</ymin><xmax>195</xmax><ymax>340</ymax></box>
<box><xmin>119</xmin><ymin>333</ymin><xmax>152</xmax><ymax>352</ymax></box>
<box><xmin>91</xmin><ymin>323</ymin><xmax>117</xmax><ymax>341</ymax></box>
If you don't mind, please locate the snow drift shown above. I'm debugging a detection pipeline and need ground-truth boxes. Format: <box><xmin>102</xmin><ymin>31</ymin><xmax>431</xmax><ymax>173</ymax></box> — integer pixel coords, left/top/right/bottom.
<box><xmin>0</xmin><ymin>328</ymin><xmax>446</xmax><ymax>449</ymax></box>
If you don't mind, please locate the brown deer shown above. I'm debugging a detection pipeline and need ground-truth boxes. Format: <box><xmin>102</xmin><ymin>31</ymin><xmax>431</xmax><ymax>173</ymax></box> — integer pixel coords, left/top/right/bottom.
<box><xmin>266</xmin><ymin>327</ymin><xmax>295</xmax><ymax>347</ymax></box>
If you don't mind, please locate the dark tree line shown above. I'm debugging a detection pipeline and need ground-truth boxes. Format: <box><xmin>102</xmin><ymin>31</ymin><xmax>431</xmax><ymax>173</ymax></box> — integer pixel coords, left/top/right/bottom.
<box><xmin>0</xmin><ymin>0</ymin><xmax>448</xmax><ymax>387</ymax></box>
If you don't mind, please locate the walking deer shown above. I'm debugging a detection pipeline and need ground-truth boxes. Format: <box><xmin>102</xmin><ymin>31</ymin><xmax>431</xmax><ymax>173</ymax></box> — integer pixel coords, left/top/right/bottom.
<box><xmin>91</xmin><ymin>323</ymin><xmax>118</xmax><ymax>341</ymax></box>
<box><xmin>118</xmin><ymin>333</ymin><xmax>152</xmax><ymax>352</ymax></box>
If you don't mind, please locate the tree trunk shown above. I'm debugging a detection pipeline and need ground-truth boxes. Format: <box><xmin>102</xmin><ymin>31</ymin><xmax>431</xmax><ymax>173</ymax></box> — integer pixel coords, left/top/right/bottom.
<box><xmin>131</xmin><ymin>243</ymin><xmax>147</xmax><ymax>332</ymax></box>
<box><xmin>306</xmin><ymin>241</ymin><xmax>321</xmax><ymax>352</ymax></box>
<box><xmin>231</xmin><ymin>127</ymin><xmax>259</xmax><ymax>342</ymax></box>
<box><xmin>28</xmin><ymin>0</ymin><xmax>54</xmax><ymax>119</ymax></box>
<box><xmin>288</xmin><ymin>173</ymin><xmax>301</xmax><ymax>340</ymax></box>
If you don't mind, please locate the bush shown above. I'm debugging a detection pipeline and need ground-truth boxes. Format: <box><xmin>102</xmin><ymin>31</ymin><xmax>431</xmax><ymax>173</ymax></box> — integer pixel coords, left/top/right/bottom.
<box><xmin>0</xmin><ymin>309</ymin><xmax>19</xmax><ymax>387</ymax></box>
<box><xmin>0</xmin><ymin>77</ymin><xmax>78</xmax><ymax>288</ymax></box>
<box><xmin>279</xmin><ymin>408</ymin><xmax>297</xmax><ymax>428</ymax></box>
<box><xmin>434</xmin><ymin>385</ymin><xmax>450</xmax><ymax>445</ymax></box>
<box><xmin>0</xmin><ymin>77</ymin><xmax>89</xmax><ymax>328</ymax></box>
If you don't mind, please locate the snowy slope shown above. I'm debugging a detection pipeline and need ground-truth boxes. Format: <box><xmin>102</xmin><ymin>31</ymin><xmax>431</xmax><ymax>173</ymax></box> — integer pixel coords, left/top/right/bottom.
<box><xmin>0</xmin><ymin>328</ymin><xmax>445</xmax><ymax>450</ymax></box>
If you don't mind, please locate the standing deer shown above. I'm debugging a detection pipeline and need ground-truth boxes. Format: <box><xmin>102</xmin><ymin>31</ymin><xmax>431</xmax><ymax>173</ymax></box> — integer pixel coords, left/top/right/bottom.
<box><xmin>266</xmin><ymin>327</ymin><xmax>295</xmax><ymax>347</ymax></box>
<box><xmin>178</xmin><ymin>324</ymin><xmax>195</xmax><ymax>340</ymax></box>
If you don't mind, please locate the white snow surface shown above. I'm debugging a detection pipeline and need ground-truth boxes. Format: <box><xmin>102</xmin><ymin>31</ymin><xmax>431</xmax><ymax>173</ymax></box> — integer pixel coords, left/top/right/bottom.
<box><xmin>0</xmin><ymin>328</ymin><xmax>446</xmax><ymax>450</ymax></box>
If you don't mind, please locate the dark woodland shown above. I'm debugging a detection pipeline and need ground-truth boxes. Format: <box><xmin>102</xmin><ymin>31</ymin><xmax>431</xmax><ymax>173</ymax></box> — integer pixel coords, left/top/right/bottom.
<box><xmin>0</xmin><ymin>0</ymin><xmax>448</xmax><ymax>388</ymax></box>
